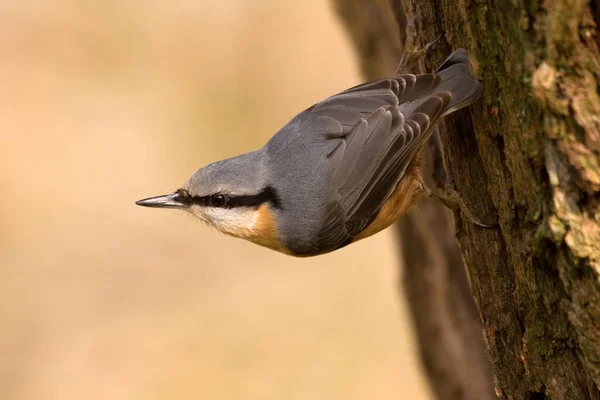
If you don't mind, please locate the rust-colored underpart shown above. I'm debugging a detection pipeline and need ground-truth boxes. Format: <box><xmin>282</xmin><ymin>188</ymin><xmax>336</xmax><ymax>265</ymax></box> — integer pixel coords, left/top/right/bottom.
<box><xmin>353</xmin><ymin>158</ymin><xmax>425</xmax><ymax>242</ymax></box>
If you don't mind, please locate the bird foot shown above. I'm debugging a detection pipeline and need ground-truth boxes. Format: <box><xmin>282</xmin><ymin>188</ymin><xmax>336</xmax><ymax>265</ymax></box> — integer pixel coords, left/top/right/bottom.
<box><xmin>395</xmin><ymin>16</ymin><xmax>444</xmax><ymax>76</ymax></box>
<box><xmin>423</xmin><ymin>183</ymin><xmax>497</xmax><ymax>228</ymax></box>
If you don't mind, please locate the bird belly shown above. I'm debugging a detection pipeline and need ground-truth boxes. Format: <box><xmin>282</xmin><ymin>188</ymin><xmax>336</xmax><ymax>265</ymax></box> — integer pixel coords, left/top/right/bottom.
<box><xmin>352</xmin><ymin>166</ymin><xmax>425</xmax><ymax>242</ymax></box>
<box><xmin>234</xmin><ymin>167</ymin><xmax>425</xmax><ymax>256</ymax></box>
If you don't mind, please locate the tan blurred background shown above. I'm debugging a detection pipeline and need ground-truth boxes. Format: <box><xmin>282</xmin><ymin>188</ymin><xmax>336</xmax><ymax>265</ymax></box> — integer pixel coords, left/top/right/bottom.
<box><xmin>0</xmin><ymin>1</ymin><xmax>430</xmax><ymax>399</ymax></box>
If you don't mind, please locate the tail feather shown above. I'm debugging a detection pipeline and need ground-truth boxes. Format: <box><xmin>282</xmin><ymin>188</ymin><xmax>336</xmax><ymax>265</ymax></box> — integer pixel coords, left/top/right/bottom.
<box><xmin>435</xmin><ymin>49</ymin><xmax>483</xmax><ymax>115</ymax></box>
<box><xmin>399</xmin><ymin>49</ymin><xmax>482</xmax><ymax>118</ymax></box>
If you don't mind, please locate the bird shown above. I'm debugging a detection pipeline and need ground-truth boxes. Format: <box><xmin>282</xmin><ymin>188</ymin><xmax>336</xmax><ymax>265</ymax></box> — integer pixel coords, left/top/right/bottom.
<box><xmin>136</xmin><ymin>49</ymin><xmax>485</xmax><ymax>257</ymax></box>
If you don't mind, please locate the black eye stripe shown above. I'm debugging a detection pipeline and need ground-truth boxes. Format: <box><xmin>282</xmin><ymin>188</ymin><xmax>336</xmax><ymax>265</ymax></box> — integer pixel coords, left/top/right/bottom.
<box><xmin>175</xmin><ymin>186</ymin><xmax>281</xmax><ymax>209</ymax></box>
<box><xmin>210</xmin><ymin>194</ymin><xmax>229</xmax><ymax>208</ymax></box>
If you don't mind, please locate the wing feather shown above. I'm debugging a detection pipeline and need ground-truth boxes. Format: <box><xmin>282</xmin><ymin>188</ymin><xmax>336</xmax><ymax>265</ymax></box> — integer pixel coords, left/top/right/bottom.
<box><xmin>286</xmin><ymin>49</ymin><xmax>482</xmax><ymax>253</ymax></box>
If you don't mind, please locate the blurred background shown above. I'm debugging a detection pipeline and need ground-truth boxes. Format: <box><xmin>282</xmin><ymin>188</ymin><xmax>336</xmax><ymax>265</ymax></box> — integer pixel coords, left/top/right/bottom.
<box><xmin>0</xmin><ymin>1</ymin><xmax>430</xmax><ymax>399</ymax></box>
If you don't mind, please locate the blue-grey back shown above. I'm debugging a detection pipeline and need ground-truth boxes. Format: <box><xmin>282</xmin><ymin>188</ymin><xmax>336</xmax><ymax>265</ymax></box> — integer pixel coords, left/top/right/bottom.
<box><xmin>260</xmin><ymin>49</ymin><xmax>482</xmax><ymax>254</ymax></box>
<box><xmin>264</xmin><ymin>111</ymin><xmax>341</xmax><ymax>253</ymax></box>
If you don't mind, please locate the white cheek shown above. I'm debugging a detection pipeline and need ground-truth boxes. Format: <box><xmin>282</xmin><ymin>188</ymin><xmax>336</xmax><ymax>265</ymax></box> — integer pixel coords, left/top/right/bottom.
<box><xmin>189</xmin><ymin>206</ymin><xmax>258</xmax><ymax>235</ymax></box>
<box><xmin>245</xmin><ymin>211</ymin><xmax>260</xmax><ymax>229</ymax></box>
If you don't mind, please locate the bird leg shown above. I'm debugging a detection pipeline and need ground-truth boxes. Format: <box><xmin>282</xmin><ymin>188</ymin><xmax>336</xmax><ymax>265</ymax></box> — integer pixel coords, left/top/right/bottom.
<box><xmin>395</xmin><ymin>15</ymin><xmax>444</xmax><ymax>76</ymax></box>
<box><xmin>421</xmin><ymin>181</ymin><xmax>497</xmax><ymax>228</ymax></box>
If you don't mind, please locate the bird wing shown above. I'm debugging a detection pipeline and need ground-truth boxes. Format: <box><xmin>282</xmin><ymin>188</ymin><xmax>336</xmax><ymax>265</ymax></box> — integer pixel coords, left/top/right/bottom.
<box><xmin>309</xmin><ymin>50</ymin><xmax>482</xmax><ymax>248</ymax></box>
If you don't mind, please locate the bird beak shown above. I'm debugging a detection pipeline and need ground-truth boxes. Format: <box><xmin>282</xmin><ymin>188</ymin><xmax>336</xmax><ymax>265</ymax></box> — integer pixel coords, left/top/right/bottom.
<box><xmin>135</xmin><ymin>192</ymin><xmax>189</xmax><ymax>209</ymax></box>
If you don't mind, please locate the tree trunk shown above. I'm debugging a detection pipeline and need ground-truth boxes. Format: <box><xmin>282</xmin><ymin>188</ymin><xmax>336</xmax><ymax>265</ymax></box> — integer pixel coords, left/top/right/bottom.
<box><xmin>332</xmin><ymin>0</ymin><xmax>600</xmax><ymax>399</ymax></box>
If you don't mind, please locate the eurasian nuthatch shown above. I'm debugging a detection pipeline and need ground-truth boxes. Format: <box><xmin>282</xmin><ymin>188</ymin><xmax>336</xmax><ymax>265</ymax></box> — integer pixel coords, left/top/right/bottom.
<box><xmin>136</xmin><ymin>49</ymin><xmax>484</xmax><ymax>257</ymax></box>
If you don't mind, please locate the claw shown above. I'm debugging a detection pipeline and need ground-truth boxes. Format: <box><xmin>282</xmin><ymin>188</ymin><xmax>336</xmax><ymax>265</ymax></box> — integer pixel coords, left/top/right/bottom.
<box><xmin>423</xmin><ymin>33</ymin><xmax>444</xmax><ymax>53</ymax></box>
<box><xmin>473</xmin><ymin>219</ymin><xmax>497</xmax><ymax>229</ymax></box>
<box><xmin>422</xmin><ymin>183</ymin><xmax>497</xmax><ymax>229</ymax></box>
<box><xmin>395</xmin><ymin>27</ymin><xmax>445</xmax><ymax>76</ymax></box>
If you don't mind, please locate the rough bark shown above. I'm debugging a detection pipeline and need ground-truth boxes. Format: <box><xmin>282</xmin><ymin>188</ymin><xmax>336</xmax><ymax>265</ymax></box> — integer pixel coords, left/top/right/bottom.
<box><xmin>333</xmin><ymin>2</ymin><xmax>495</xmax><ymax>399</ymax></box>
<box><xmin>333</xmin><ymin>0</ymin><xmax>600</xmax><ymax>399</ymax></box>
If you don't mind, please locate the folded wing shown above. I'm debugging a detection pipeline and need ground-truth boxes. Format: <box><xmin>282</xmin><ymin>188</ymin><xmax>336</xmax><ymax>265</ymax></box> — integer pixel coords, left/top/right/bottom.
<box><xmin>309</xmin><ymin>49</ymin><xmax>482</xmax><ymax>250</ymax></box>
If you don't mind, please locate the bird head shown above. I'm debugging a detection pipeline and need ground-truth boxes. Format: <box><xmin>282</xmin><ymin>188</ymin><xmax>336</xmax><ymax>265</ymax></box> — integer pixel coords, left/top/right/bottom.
<box><xmin>136</xmin><ymin>151</ymin><xmax>281</xmax><ymax>244</ymax></box>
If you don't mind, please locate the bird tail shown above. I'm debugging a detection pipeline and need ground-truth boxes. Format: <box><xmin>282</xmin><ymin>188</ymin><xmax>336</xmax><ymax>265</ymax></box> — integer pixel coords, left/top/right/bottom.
<box><xmin>397</xmin><ymin>49</ymin><xmax>482</xmax><ymax>119</ymax></box>
<box><xmin>434</xmin><ymin>49</ymin><xmax>483</xmax><ymax>116</ymax></box>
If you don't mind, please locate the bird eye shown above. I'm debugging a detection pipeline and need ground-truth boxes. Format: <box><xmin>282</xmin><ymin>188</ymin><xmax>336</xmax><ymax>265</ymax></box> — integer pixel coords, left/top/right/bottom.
<box><xmin>210</xmin><ymin>194</ymin><xmax>229</xmax><ymax>208</ymax></box>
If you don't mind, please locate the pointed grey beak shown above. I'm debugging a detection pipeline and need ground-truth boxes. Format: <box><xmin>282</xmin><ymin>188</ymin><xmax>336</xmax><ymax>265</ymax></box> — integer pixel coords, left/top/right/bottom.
<box><xmin>135</xmin><ymin>193</ymin><xmax>189</xmax><ymax>209</ymax></box>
